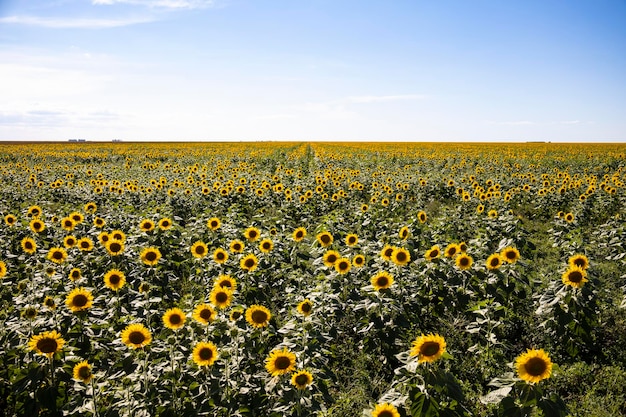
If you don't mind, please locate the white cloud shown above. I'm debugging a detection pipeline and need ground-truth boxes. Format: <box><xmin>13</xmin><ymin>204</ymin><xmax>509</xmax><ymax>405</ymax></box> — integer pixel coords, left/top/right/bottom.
<box><xmin>92</xmin><ymin>0</ymin><xmax>216</xmax><ymax>9</ymax></box>
<box><xmin>0</xmin><ymin>15</ymin><xmax>154</xmax><ymax>28</ymax></box>
<box><xmin>345</xmin><ymin>94</ymin><xmax>428</xmax><ymax>104</ymax></box>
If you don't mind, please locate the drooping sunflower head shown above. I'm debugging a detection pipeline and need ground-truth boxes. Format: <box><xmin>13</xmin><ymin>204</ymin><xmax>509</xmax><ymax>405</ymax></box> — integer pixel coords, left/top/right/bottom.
<box><xmin>65</xmin><ymin>287</ymin><xmax>93</xmax><ymax>312</ymax></box>
<box><xmin>244</xmin><ymin>226</ymin><xmax>261</xmax><ymax>242</ymax></box>
<box><xmin>568</xmin><ymin>254</ymin><xmax>589</xmax><ymax>270</ymax></box>
<box><xmin>163</xmin><ymin>307</ymin><xmax>186</xmax><ymax>330</ymax></box>
<box><xmin>500</xmin><ymin>246</ymin><xmax>520</xmax><ymax>264</ymax></box>
<box><xmin>425</xmin><ymin>245</ymin><xmax>441</xmax><ymax>261</ymax></box>
<box><xmin>21</xmin><ymin>237</ymin><xmax>37</xmax><ymax>254</ymax></box>
<box><xmin>43</xmin><ymin>296</ymin><xmax>56</xmax><ymax>310</ymax></box>
<box><xmin>139</xmin><ymin>219</ymin><xmax>155</xmax><ymax>232</ymax></box>
<box><xmin>106</xmin><ymin>240</ymin><xmax>124</xmax><ymax>256</ymax></box>
<box><xmin>193</xmin><ymin>303</ymin><xmax>216</xmax><ymax>325</ymax></box>
<box><xmin>486</xmin><ymin>253</ymin><xmax>503</xmax><ymax>270</ymax></box>
<box><xmin>47</xmin><ymin>247</ymin><xmax>68</xmax><ymax>264</ymax></box>
<box><xmin>371</xmin><ymin>271</ymin><xmax>394</xmax><ymax>291</ymax></box>
<box><xmin>207</xmin><ymin>217</ymin><xmax>221</xmax><ymax>231</ymax></box>
<box><xmin>322</xmin><ymin>250</ymin><xmax>340</xmax><ymax>267</ymax></box>
<box><xmin>297</xmin><ymin>299</ymin><xmax>313</xmax><ymax>316</ymax></box>
<box><xmin>140</xmin><ymin>247</ymin><xmax>162</xmax><ymax>266</ymax></box>
<box><xmin>259</xmin><ymin>238</ymin><xmax>274</xmax><ymax>253</ymax></box>
<box><xmin>190</xmin><ymin>241</ymin><xmax>208</xmax><ymax>258</ymax></box>
<box><xmin>562</xmin><ymin>266</ymin><xmax>588</xmax><ymax>288</ymax></box>
<box><xmin>210</xmin><ymin>286</ymin><xmax>233</xmax><ymax>309</ymax></box>
<box><xmin>245</xmin><ymin>304</ymin><xmax>271</xmax><ymax>328</ymax></box>
<box><xmin>121</xmin><ymin>323</ymin><xmax>152</xmax><ymax>349</ymax></box>
<box><xmin>516</xmin><ymin>348</ymin><xmax>552</xmax><ymax>383</ymax></box>
<box><xmin>192</xmin><ymin>341</ymin><xmax>219</xmax><ymax>367</ymax></box>
<box><xmin>371</xmin><ymin>402</ymin><xmax>400</xmax><ymax>417</ymax></box>
<box><xmin>265</xmin><ymin>347</ymin><xmax>297</xmax><ymax>376</ymax></box>
<box><xmin>240</xmin><ymin>253</ymin><xmax>258</xmax><ymax>272</ymax></box>
<box><xmin>213</xmin><ymin>248</ymin><xmax>229</xmax><ymax>264</ymax></box>
<box><xmin>73</xmin><ymin>360</ymin><xmax>93</xmax><ymax>383</ymax></box>
<box><xmin>230</xmin><ymin>307</ymin><xmax>244</xmax><ymax>321</ymax></box>
<box><xmin>292</xmin><ymin>227</ymin><xmax>307</xmax><ymax>242</ymax></box>
<box><xmin>410</xmin><ymin>333</ymin><xmax>447</xmax><ymax>363</ymax></box>
<box><xmin>316</xmin><ymin>231</ymin><xmax>333</xmax><ymax>248</ymax></box>
<box><xmin>215</xmin><ymin>274</ymin><xmax>236</xmax><ymax>291</ymax></box>
<box><xmin>455</xmin><ymin>253</ymin><xmax>473</xmax><ymax>270</ymax></box>
<box><xmin>334</xmin><ymin>257</ymin><xmax>352</xmax><ymax>274</ymax></box>
<box><xmin>229</xmin><ymin>239</ymin><xmax>245</xmax><ymax>253</ymax></box>
<box><xmin>104</xmin><ymin>269</ymin><xmax>126</xmax><ymax>291</ymax></box>
<box><xmin>391</xmin><ymin>247</ymin><xmax>411</xmax><ymax>266</ymax></box>
<box><xmin>291</xmin><ymin>370</ymin><xmax>313</xmax><ymax>390</ymax></box>
<box><xmin>28</xmin><ymin>330</ymin><xmax>65</xmax><ymax>357</ymax></box>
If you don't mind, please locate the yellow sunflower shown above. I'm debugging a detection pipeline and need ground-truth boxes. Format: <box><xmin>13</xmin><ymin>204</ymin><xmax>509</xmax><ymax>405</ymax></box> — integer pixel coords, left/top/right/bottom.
<box><xmin>193</xmin><ymin>303</ymin><xmax>216</xmax><ymax>325</ymax></box>
<box><xmin>110</xmin><ymin>230</ymin><xmax>126</xmax><ymax>242</ymax></box>
<box><xmin>398</xmin><ymin>226</ymin><xmax>410</xmax><ymax>240</ymax></box>
<box><xmin>371</xmin><ymin>402</ymin><xmax>400</xmax><ymax>417</ymax></box>
<box><xmin>380</xmin><ymin>245</ymin><xmax>395</xmax><ymax>262</ymax></box>
<box><xmin>207</xmin><ymin>217</ymin><xmax>221</xmax><ymax>231</ymax></box>
<box><xmin>515</xmin><ymin>349</ymin><xmax>552</xmax><ymax>383</ymax></box>
<box><xmin>292</xmin><ymin>227</ymin><xmax>307</xmax><ymax>242</ymax></box>
<box><xmin>371</xmin><ymin>271</ymin><xmax>394</xmax><ymax>291</ymax></box>
<box><xmin>444</xmin><ymin>243</ymin><xmax>460</xmax><ymax>258</ymax></box>
<box><xmin>192</xmin><ymin>341</ymin><xmax>219</xmax><ymax>367</ymax></box>
<box><xmin>259</xmin><ymin>238</ymin><xmax>274</xmax><ymax>253</ymax></box>
<box><xmin>485</xmin><ymin>254</ymin><xmax>503</xmax><ymax>270</ymax></box>
<box><xmin>28</xmin><ymin>330</ymin><xmax>65</xmax><ymax>357</ymax></box>
<box><xmin>97</xmin><ymin>232</ymin><xmax>110</xmax><ymax>246</ymax></box>
<box><xmin>210</xmin><ymin>286</ymin><xmax>233</xmax><ymax>309</ymax></box>
<box><xmin>163</xmin><ymin>307</ymin><xmax>186</xmax><ymax>330</ymax></box>
<box><xmin>240</xmin><ymin>253</ymin><xmax>258</xmax><ymax>272</ymax></box>
<box><xmin>500</xmin><ymin>246</ymin><xmax>520</xmax><ymax>264</ymax></box>
<box><xmin>73</xmin><ymin>361</ymin><xmax>93</xmax><ymax>383</ymax></box>
<box><xmin>65</xmin><ymin>287</ymin><xmax>93</xmax><ymax>312</ymax></box>
<box><xmin>77</xmin><ymin>237</ymin><xmax>94</xmax><ymax>252</ymax></box>
<box><xmin>245</xmin><ymin>304</ymin><xmax>271</xmax><ymax>328</ymax></box>
<box><xmin>139</xmin><ymin>219</ymin><xmax>155</xmax><ymax>232</ymax></box>
<box><xmin>105</xmin><ymin>240</ymin><xmax>124</xmax><ymax>256</ymax></box>
<box><xmin>230</xmin><ymin>307</ymin><xmax>244</xmax><ymax>321</ymax></box>
<box><xmin>4</xmin><ymin>214</ymin><xmax>17</xmax><ymax>226</ymax></box>
<box><xmin>564</xmin><ymin>212</ymin><xmax>575</xmax><ymax>223</ymax></box>
<box><xmin>291</xmin><ymin>370</ymin><xmax>313</xmax><ymax>390</ymax></box>
<box><xmin>140</xmin><ymin>247</ymin><xmax>161</xmax><ymax>266</ymax></box>
<box><xmin>316</xmin><ymin>231</ymin><xmax>333</xmax><ymax>248</ymax></box>
<box><xmin>334</xmin><ymin>257</ymin><xmax>352</xmax><ymax>274</ymax></box>
<box><xmin>391</xmin><ymin>247</ymin><xmax>411</xmax><ymax>266</ymax></box>
<box><xmin>47</xmin><ymin>247</ymin><xmax>68</xmax><ymax>264</ymax></box>
<box><xmin>84</xmin><ymin>202</ymin><xmax>97</xmax><ymax>214</ymax></box>
<box><xmin>43</xmin><ymin>296</ymin><xmax>56</xmax><ymax>310</ymax></box>
<box><xmin>121</xmin><ymin>323</ymin><xmax>152</xmax><ymax>349</ymax></box>
<box><xmin>103</xmin><ymin>269</ymin><xmax>126</xmax><ymax>291</ymax></box>
<box><xmin>244</xmin><ymin>226</ymin><xmax>261</xmax><ymax>242</ymax></box>
<box><xmin>30</xmin><ymin>218</ymin><xmax>45</xmax><ymax>233</ymax></box>
<box><xmin>93</xmin><ymin>217</ymin><xmax>106</xmax><ymax>228</ymax></box>
<box><xmin>345</xmin><ymin>233</ymin><xmax>358</xmax><ymax>247</ymax></box>
<box><xmin>265</xmin><ymin>347</ymin><xmax>296</xmax><ymax>376</ymax></box>
<box><xmin>68</xmin><ymin>268</ymin><xmax>82</xmax><ymax>282</ymax></box>
<box><xmin>229</xmin><ymin>239</ymin><xmax>245</xmax><ymax>253</ymax></box>
<box><xmin>455</xmin><ymin>253</ymin><xmax>473</xmax><ymax>270</ymax></box>
<box><xmin>568</xmin><ymin>254</ymin><xmax>589</xmax><ymax>270</ymax></box>
<box><xmin>60</xmin><ymin>217</ymin><xmax>76</xmax><ymax>231</ymax></box>
<box><xmin>322</xmin><ymin>250</ymin><xmax>340</xmax><ymax>267</ymax></box>
<box><xmin>190</xmin><ymin>241</ymin><xmax>208</xmax><ymax>258</ymax></box>
<box><xmin>417</xmin><ymin>211</ymin><xmax>427</xmax><ymax>223</ymax></box>
<box><xmin>425</xmin><ymin>245</ymin><xmax>441</xmax><ymax>261</ymax></box>
<box><xmin>562</xmin><ymin>266</ymin><xmax>588</xmax><ymax>288</ymax></box>
<box><xmin>213</xmin><ymin>248</ymin><xmax>228</xmax><ymax>264</ymax></box>
<box><xmin>158</xmin><ymin>218</ymin><xmax>173</xmax><ymax>230</ymax></box>
<box><xmin>27</xmin><ymin>205</ymin><xmax>42</xmax><ymax>217</ymax></box>
<box><xmin>21</xmin><ymin>237</ymin><xmax>37</xmax><ymax>254</ymax></box>
<box><xmin>70</xmin><ymin>212</ymin><xmax>84</xmax><ymax>224</ymax></box>
<box><xmin>297</xmin><ymin>299</ymin><xmax>313</xmax><ymax>316</ymax></box>
<box><xmin>410</xmin><ymin>333</ymin><xmax>447</xmax><ymax>363</ymax></box>
<box><xmin>352</xmin><ymin>254</ymin><xmax>366</xmax><ymax>268</ymax></box>
<box><xmin>215</xmin><ymin>274</ymin><xmax>237</xmax><ymax>291</ymax></box>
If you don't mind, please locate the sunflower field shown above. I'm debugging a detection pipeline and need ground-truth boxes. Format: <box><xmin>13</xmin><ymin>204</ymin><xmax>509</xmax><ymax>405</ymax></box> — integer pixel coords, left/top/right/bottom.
<box><xmin>1</xmin><ymin>141</ymin><xmax>625</xmax><ymax>417</ymax></box>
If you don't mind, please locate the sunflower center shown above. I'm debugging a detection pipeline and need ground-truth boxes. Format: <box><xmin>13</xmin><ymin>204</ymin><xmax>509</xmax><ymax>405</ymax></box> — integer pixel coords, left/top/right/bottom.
<box><xmin>199</xmin><ymin>347</ymin><xmax>213</xmax><ymax>360</ymax></box>
<box><xmin>211</xmin><ymin>221</ymin><xmax>218</xmax><ymax>228</ymax></box>
<box><xmin>110</xmin><ymin>243</ymin><xmax>122</xmax><ymax>253</ymax></box>
<box><xmin>25</xmin><ymin>242</ymin><xmax>33</xmax><ymax>249</ymax></box>
<box><xmin>251</xmin><ymin>310</ymin><xmax>268</xmax><ymax>324</ymax></box>
<box><xmin>244</xmin><ymin>259</ymin><xmax>255</xmax><ymax>268</ymax></box>
<box><xmin>338</xmin><ymin>261</ymin><xmax>349</xmax><ymax>270</ymax></box>
<box><xmin>320</xmin><ymin>235</ymin><xmax>331</xmax><ymax>244</ymax></box>
<box><xmin>37</xmin><ymin>338</ymin><xmax>58</xmax><ymax>354</ymax></box>
<box><xmin>275</xmin><ymin>356</ymin><xmax>292</xmax><ymax>370</ymax></box>
<box><xmin>568</xmin><ymin>271</ymin><xmax>583</xmax><ymax>283</ymax></box>
<box><xmin>169</xmin><ymin>314</ymin><xmax>182</xmax><ymax>325</ymax></box>
<box><xmin>199</xmin><ymin>309</ymin><xmax>212</xmax><ymax>320</ymax></box>
<box><xmin>249</xmin><ymin>231</ymin><xmax>258</xmax><ymax>239</ymax></box>
<box><xmin>195</xmin><ymin>246</ymin><xmax>206</xmax><ymax>255</ymax></box>
<box><xmin>384</xmin><ymin>249</ymin><xmax>393</xmax><ymax>257</ymax></box>
<box><xmin>295</xmin><ymin>374</ymin><xmax>309</xmax><ymax>385</ymax></box>
<box><xmin>72</xmin><ymin>294</ymin><xmax>88</xmax><ymax>307</ymax></box>
<box><xmin>376</xmin><ymin>277</ymin><xmax>389</xmax><ymax>287</ymax></box>
<box><xmin>378</xmin><ymin>411</ymin><xmax>394</xmax><ymax>417</ymax></box>
<box><xmin>233</xmin><ymin>244</ymin><xmax>242</xmax><ymax>251</ymax></box>
<box><xmin>573</xmin><ymin>259</ymin><xmax>586</xmax><ymax>268</ymax></box>
<box><xmin>145</xmin><ymin>251</ymin><xmax>157</xmax><ymax>261</ymax></box>
<box><xmin>296</xmin><ymin>231</ymin><xmax>303</xmax><ymax>239</ymax></box>
<box><xmin>459</xmin><ymin>257</ymin><xmax>470</xmax><ymax>266</ymax></box>
<box><xmin>524</xmin><ymin>357</ymin><xmax>548</xmax><ymax>376</ymax></box>
<box><xmin>109</xmin><ymin>274</ymin><xmax>121</xmax><ymax>285</ymax></box>
<box><xmin>113</xmin><ymin>234</ymin><xmax>122</xmax><ymax>240</ymax></box>
<box><xmin>216</xmin><ymin>252</ymin><xmax>225</xmax><ymax>260</ymax></box>
<box><xmin>420</xmin><ymin>341</ymin><xmax>441</xmax><ymax>357</ymax></box>
<box><xmin>215</xmin><ymin>292</ymin><xmax>228</xmax><ymax>303</ymax></box>
<box><xmin>71</xmin><ymin>271</ymin><xmax>80</xmax><ymax>279</ymax></box>
<box><xmin>490</xmin><ymin>258</ymin><xmax>500</xmax><ymax>267</ymax></box>
<box><xmin>431</xmin><ymin>250</ymin><xmax>439</xmax><ymax>258</ymax></box>
<box><xmin>129</xmin><ymin>331</ymin><xmax>146</xmax><ymax>345</ymax></box>
<box><xmin>162</xmin><ymin>221</ymin><xmax>170</xmax><ymax>227</ymax></box>
<box><xmin>52</xmin><ymin>251</ymin><xmax>63</xmax><ymax>260</ymax></box>
<box><xmin>301</xmin><ymin>303</ymin><xmax>311</xmax><ymax>313</ymax></box>
<box><xmin>327</xmin><ymin>255</ymin><xmax>337</xmax><ymax>263</ymax></box>
<box><xmin>78</xmin><ymin>366</ymin><xmax>92</xmax><ymax>379</ymax></box>
<box><xmin>396</xmin><ymin>252</ymin><xmax>407</xmax><ymax>262</ymax></box>
<box><xmin>81</xmin><ymin>242</ymin><xmax>89</xmax><ymax>248</ymax></box>
<box><xmin>262</xmin><ymin>243</ymin><xmax>270</xmax><ymax>250</ymax></box>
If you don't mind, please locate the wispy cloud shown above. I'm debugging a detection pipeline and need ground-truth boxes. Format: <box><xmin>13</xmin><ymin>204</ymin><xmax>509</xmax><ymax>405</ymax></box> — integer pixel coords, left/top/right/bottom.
<box><xmin>486</xmin><ymin>120</ymin><xmax>536</xmax><ymax>126</ymax></box>
<box><xmin>0</xmin><ymin>15</ymin><xmax>154</xmax><ymax>28</ymax></box>
<box><xmin>92</xmin><ymin>0</ymin><xmax>216</xmax><ymax>9</ymax></box>
<box><xmin>345</xmin><ymin>94</ymin><xmax>428</xmax><ymax>104</ymax></box>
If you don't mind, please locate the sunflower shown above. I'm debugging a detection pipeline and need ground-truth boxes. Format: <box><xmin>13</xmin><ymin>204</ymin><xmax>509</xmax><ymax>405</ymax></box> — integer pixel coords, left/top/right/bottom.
<box><xmin>121</xmin><ymin>323</ymin><xmax>152</xmax><ymax>349</ymax></box>
<box><xmin>371</xmin><ymin>271</ymin><xmax>394</xmax><ymax>291</ymax></box>
<box><xmin>425</xmin><ymin>245</ymin><xmax>441</xmax><ymax>261</ymax></box>
<box><xmin>70</xmin><ymin>212</ymin><xmax>84</xmax><ymax>224</ymax></box>
<box><xmin>444</xmin><ymin>243</ymin><xmax>460</xmax><ymax>258</ymax></box>
<box><xmin>380</xmin><ymin>245</ymin><xmax>395</xmax><ymax>261</ymax></box>
<box><xmin>240</xmin><ymin>254</ymin><xmax>258</xmax><ymax>272</ymax></box>
<box><xmin>500</xmin><ymin>246</ymin><xmax>520</xmax><ymax>264</ymax></box>
<box><xmin>316</xmin><ymin>231</ymin><xmax>333</xmax><ymax>248</ymax></box>
<box><xmin>110</xmin><ymin>230</ymin><xmax>126</xmax><ymax>242</ymax></box>
<box><xmin>485</xmin><ymin>254</ymin><xmax>503</xmax><ymax>270</ymax></box>
<box><xmin>61</xmin><ymin>217</ymin><xmax>76</xmax><ymax>231</ymax></box>
<box><xmin>265</xmin><ymin>347</ymin><xmax>297</xmax><ymax>376</ymax></box>
<box><xmin>322</xmin><ymin>250</ymin><xmax>340</xmax><ymax>267</ymax></box>
<box><xmin>68</xmin><ymin>268</ymin><xmax>82</xmax><ymax>282</ymax></box>
<box><xmin>417</xmin><ymin>211</ymin><xmax>427</xmax><ymax>223</ymax></box>
<box><xmin>190</xmin><ymin>241</ymin><xmax>208</xmax><ymax>258</ymax></box>
<box><xmin>352</xmin><ymin>254</ymin><xmax>366</xmax><ymax>268</ymax></box>
<box><xmin>27</xmin><ymin>205</ymin><xmax>42</xmax><ymax>217</ymax></box>
<box><xmin>215</xmin><ymin>274</ymin><xmax>237</xmax><ymax>291</ymax></box>
<box><xmin>335</xmin><ymin>258</ymin><xmax>352</xmax><ymax>274</ymax></box>
<box><xmin>77</xmin><ymin>237</ymin><xmax>94</xmax><ymax>252</ymax></box>
<box><xmin>516</xmin><ymin>349</ymin><xmax>552</xmax><ymax>383</ymax></box>
<box><xmin>345</xmin><ymin>233</ymin><xmax>358</xmax><ymax>247</ymax></box>
<box><xmin>459</xmin><ymin>242</ymin><xmax>468</xmax><ymax>252</ymax></box>
<box><xmin>229</xmin><ymin>239</ymin><xmax>245</xmax><ymax>253</ymax></box>
<box><xmin>47</xmin><ymin>247</ymin><xmax>68</xmax><ymax>264</ymax></box>
<box><xmin>564</xmin><ymin>212</ymin><xmax>575</xmax><ymax>223</ymax></box>
<box><xmin>43</xmin><ymin>296</ymin><xmax>56</xmax><ymax>310</ymax></box>
<box><xmin>28</xmin><ymin>330</ymin><xmax>65</xmax><ymax>357</ymax></box>
<box><xmin>568</xmin><ymin>254</ymin><xmax>589</xmax><ymax>270</ymax></box>
<box><xmin>84</xmin><ymin>202</ymin><xmax>97</xmax><ymax>214</ymax></box>
<box><xmin>259</xmin><ymin>238</ymin><xmax>274</xmax><ymax>253</ymax></box>
<box><xmin>371</xmin><ymin>402</ymin><xmax>400</xmax><ymax>417</ymax></box>
<box><xmin>192</xmin><ymin>341</ymin><xmax>219</xmax><ymax>367</ymax></box>
<box><xmin>4</xmin><ymin>214</ymin><xmax>17</xmax><ymax>226</ymax></box>
<box><xmin>488</xmin><ymin>209</ymin><xmax>498</xmax><ymax>218</ymax></box>
<box><xmin>210</xmin><ymin>287</ymin><xmax>233</xmax><ymax>309</ymax></box>
<box><xmin>244</xmin><ymin>226</ymin><xmax>261</xmax><ymax>242</ymax></box>
<box><xmin>158</xmin><ymin>218</ymin><xmax>173</xmax><ymax>230</ymax></box>
<box><xmin>73</xmin><ymin>361</ymin><xmax>93</xmax><ymax>383</ymax></box>
<box><xmin>297</xmin><ymin>299</ymin><xmax>313</xmax><ymax>316</ymax></box>
<box><xmin>398</xmin><ymin>226</ymin><xmax>410</xmax><ymax>240</ymax></box>
<box><xmin>93</xmin><ymin>217</ymin><xmax>106</xmax><ymax>228</ymax></box>
<box><xmin>410</xmin><ymin>333</ymin><xmax>447</xmax><ymax>363</ymax></box>
<box><xmin>455</xmin><ymin>253</ymin><xmax>473</xmax><ymax>270</ymax></box>
<box><xmin>213</xmin><ymin>248</ymin><xmax>228</xmax><ymax>264</ymax></box>
<box><xmin>65</xmin><ymin>287</ymin><xmax>93</xmax><ymax>312</ymax></box>
<box><xmin>391</xmin><ymin>247</ymin><xmax>411</xmax><ymax>266</ymax></box>
<box><xmin>103</xmin><ymin>269</ymin><xmax>126</xmax><ymax>291</ymax></box>
<box><xmin>207</xmin><ymin>217</ymin><xmax>221</xmax><ymax>231</ymax></box>
<box><xmin>562</xmin><ymin>266</ymin><xmax>588</xmax><ymax>288</ymax></box>
<box><xmin>105</xmin><ymin>240</ymin><xmax>124</xmax><ymax>256</ymax></box>
<box><xmin>193</xmin><ymin>303</ymin><xmax>216</xmax><ymax>325</ymax></box>
<box><xmin>230</xmin><ymin>307</ymin><xmax>244</xmax><ymax>321</ymax></box>
<box><xmin>245</xmin><ymin>304</ymin><xmax>271</xmax><ymax>328</ymax></box>
<box><xmin>139</xmin><ymin>219</ymin><xmax>155</xmax><ymax>232</ymax></box>
<box><xmin>21</xmin><ymin>237</ymin><xmax>37</xmax><ymax>254</ymax></box>
<box><xmin>291</xmin><ymin>370</ymin><xmax>313</xmax><ymax>390</ymax></box>
<box><xmin>292</xmin><ymin>227</ymin><xmax>307</xmax><ymax>242</ymax></box>
<box><xmin>163</xmin><ymin>307</ymin><xmax>186</xmax><ymax>330</ymax></box>
<box><xmin>140</xmin><ymin>247</ymin><xmax>161</xmax><ymax>266</ymax></box>
<box><xmin>30</xmin><ymin>218</ymin><xmax>45</xmax><ymax>233</ymax></box>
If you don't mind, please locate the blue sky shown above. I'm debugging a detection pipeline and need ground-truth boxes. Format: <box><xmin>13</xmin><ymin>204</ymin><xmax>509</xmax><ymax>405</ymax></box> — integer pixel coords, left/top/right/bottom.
<box><xmin>1</xmin><ymin>0</ymin><xmax>624</xmax><ymax>142</ymax></box>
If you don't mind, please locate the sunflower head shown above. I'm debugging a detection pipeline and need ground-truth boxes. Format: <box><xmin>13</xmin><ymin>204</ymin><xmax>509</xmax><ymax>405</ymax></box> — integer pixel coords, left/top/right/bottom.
<box><xmin>334</xmin><ymin>258</ymin><xmax>352</xmax><ymax>274</ymax></box>
<box><xmin>210</xmin><ymin>286</ymin><xmax>233</xmax><ymax>309</ymax></box>
<box><xmin>163</xmin><ymin>307</ymin><xmax>186</xmax><ymax>330</ymax></box>
<box><xmin>291</xmin><ymin>370</ymin><xmax>313</xmax><ymax>390</ymax></box>
<box><xmin>215</xmin><ymin>274</ymin><xmax>237</xmax><ymax>291</ymax></box>
<box><xmin>121</xmin><ymin>323</ymin><xmax>152</xmax><ymax>349</ymax></box>
<box><xmin>316</xmin><ymin>231</ymin><xmax>333</xmax><ymax>248</ymax></box>
<box><xmin>192</xmin><ymin>341</ymin><xmax>219</xmax><ymax>367</ymax></box>
<box><xmin>190</xmin><ymin>241</ymin><xmax>208</xmax><ymax>258</ymax></box>
<box><xmin>4</xmin><ymin>214</ymin><xmax>17</xmax><ymax>226</ymax></box>
<box><xmin>30</xmin><ymin>218</ymin><xmax>45</xmax><ymax>233</ymax></box>
<box><xmin>240</xmin><ymin>254</ymin><xmax>258</xmax><ymax>272</ymax></box>
<box><xmin>245</xmin><ymin>304</ymin><xmax>271</xmax><ymax>328</ymax></box>
<box><xmin>65</xmin><ymin>287</ymin><xmax>93</xmax><ymax>313</ymax></box>
<box><xmin>371</xmin><ymin>271</ymin><xmax>394</xmax><ymax>291</ymax></box>
<box><xmin>410</xmin><ymin>333</ymin><xmax>447</xmax><ymax>363</ymax></box>
<box><xmin>297</xmin><ymin>299</ymin><xmax>313</xmax><ymax>316</ymax></box>
<box><xmin>140</xmin><ymin>247</ymin><xmax>162</xmax><ymax>266</ymax></box>
<box><xmin>500</xmin><ymin>246</ymin><xmax>520</xmax><ymax>263</ymax></box>
<box><xmin>265</xmin><ymin>347</ymin><xmax>297</xmax><ymax>376</ymax></box>
<box><xmin>106</xmin><ymin>240</ymin><xmax>124</xmax><ymax>256</ymax></box>
<box><xmin>345</xmin><ymin>233</ymin><xmax>358</xmax><ymax>246</ymax></box>
<box><xmin>259</xmin><ymin>238</ymin><xmax>274</xmax><ymax>253</ymax></box>
<box><xmin>68</xmin><ymin>268</ymin><xmax>82</xmax><ymax>282</ymax></box>
<box><xmin>391</xmin><ymin>247</ymin><xmax>411</xmax><ymax>266</ymax></box>
<box><xmin>371</xmin><ymin>402</ymin><xmax>400</xmax><ymax>417</ymax></box>
<box><xmin>73</xmin><ymin>361</ymin><xmax>93</xmax><ymax>383</ymax></box>
<box><xmin>352</xmin><ymin>254</ymin><xmax>366</xmax><ymax>268</ymax></box>
<box><xmin>398</xmin><ymin>226</ymin><xmax>410</xmax><ymax>240</ymax></box>
<box><xmin>229</xmin><ymin>239</ymin><xmax>245</xmax><ymax>253</ymax></box>
<box><xmin>425</xmin><ymin>245</ymin><xmax>441</xmax><ymax>261</ymax></box>
<box><xmin>516</xmin><ymin>348</ymin><xmax>552</xmax><ymax>383</ymax></box>
<box><xmin>568</xmin><ymin>254</ymin><xmax>589</xmax><ymax>270</ymax></box>
<box><xmin>213</xmin><ymin>248</ymin><xmax>229</xmax><ymax>264</ymax></box>
<box><xmin>28</xmin><ymin>330</ymin><xmax>65</xmax><ymax>357</ymax></box>
<box><xmin>193</xmin><ymin>303</ymin><xmax>216</xmax><ymax>325</ymax></box>
<box><xmin>455</xmin><ymin>253</ymin><xmax>473</xmax><ymax>270</ymax></box>
<box><xmin>207</xmin><ymin>217</ymin><xmax>221</xmax><ymax>231</ymax></box>
<box><xmin>322</xmin><ymin>250</ymin><xmax>340</xmax><ymax>267</ymax></box>
<box><xmin>139</xmin><ymin>219</ymin><xmax>155</xmax><ymax>232</ymax></box>
<box><xmin>380</xmin><ymin>245</ymin><xmax>395</xmax><ymax>261</ymax></box>
<box><xmin>486</xmin><ymin>254</ymin><xmax>503</xmax><ymax>270</ymax></box>
<box><xmin>292</xmin><ymin>227</ymin><xmax>307</xmax><ymax>242</ymax></box>
<box><xmin>562</xmin><ymin>266</ymin><xmax>588</xmax><ymax>288</ymax></box>
<box><xmin>77</xmin><ymin>237</ymin><xmax>93</xmax><ymax>251</ymax></box>
<box><xmin>104</xmin><ymin>269</ymin><xmax>126</xmax><ymax>291</ymax></box>
<box><xmin>158</xmin><ymin>218</ymin><xmax>173</xmax><ymax>230</ymax></box>
<box><xmin>244</xmin><ymin>226</ymin><xmax>261</xmax><ymax>242</ymax></box>
<box><xmin>417</xmin><ymin>211</ymin><xmax>427</xmax><ymax>223</ymax></box>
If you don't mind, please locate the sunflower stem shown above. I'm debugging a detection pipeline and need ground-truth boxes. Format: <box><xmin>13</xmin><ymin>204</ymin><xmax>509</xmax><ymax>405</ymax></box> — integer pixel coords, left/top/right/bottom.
<box><xmin>91</xmin><ymin>377</ymin><xmax>99</xmax><ymax>417</ymax></box>
<box><xmin>170</xmin><ymin>334</ymin><xmax>178</xmax><ymax>412</ymax></box>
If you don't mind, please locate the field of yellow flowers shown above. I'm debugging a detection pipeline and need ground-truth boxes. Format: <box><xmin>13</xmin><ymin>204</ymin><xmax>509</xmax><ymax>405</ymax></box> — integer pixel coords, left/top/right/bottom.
<box><xmin>1</xmin><ymin>141</ymin><xmax>625</xmax><ymax>417</ymax></box>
